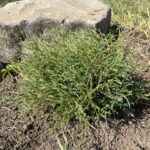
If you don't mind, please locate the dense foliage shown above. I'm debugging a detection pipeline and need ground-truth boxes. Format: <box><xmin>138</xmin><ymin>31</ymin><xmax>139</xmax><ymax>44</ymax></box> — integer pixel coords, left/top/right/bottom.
<box><xmin>8</xmin><ymin>30</ymin><xmax>148</xmax><ymax>129</ymax></box>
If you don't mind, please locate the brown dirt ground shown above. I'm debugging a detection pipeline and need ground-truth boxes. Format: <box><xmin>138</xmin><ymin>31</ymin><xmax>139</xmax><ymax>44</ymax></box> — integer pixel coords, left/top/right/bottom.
<box><xmin>0</xmin><ymin>29</ymin><xmax>150</xmax><ymax>150</ymax></box>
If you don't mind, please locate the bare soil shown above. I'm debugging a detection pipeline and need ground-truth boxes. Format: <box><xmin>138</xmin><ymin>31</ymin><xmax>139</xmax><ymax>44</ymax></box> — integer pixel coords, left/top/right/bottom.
<box><xmin>0</xmin><ymin>29</ymin><xmax>150</xmax><ymax>150</ymax></box>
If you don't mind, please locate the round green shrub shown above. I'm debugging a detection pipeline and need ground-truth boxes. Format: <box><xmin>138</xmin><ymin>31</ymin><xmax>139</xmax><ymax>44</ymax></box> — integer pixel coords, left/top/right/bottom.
<box><xmin>12</xmin><ymin>30</ymin><xmax>148</xmax><ymax>129</ymax></box>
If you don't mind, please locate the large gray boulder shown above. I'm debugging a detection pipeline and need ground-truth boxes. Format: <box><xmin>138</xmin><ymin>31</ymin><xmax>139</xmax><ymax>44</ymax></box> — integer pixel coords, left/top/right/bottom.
<box><xmin>0</xmin><ymin>0</ymin><xmax>111</xmax><ymax>63</ymax></box>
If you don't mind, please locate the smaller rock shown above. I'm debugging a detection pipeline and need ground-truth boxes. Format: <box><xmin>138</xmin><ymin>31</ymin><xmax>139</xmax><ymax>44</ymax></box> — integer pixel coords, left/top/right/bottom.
<box><xmin>0</xmin><ymin>62</ymin><xmax>5</xmax><ymax>81</ymax></box>
<box><xmin>0</xmin><ymin>62</ymin><xmax>4</xmax><ymax>71</ymax></box>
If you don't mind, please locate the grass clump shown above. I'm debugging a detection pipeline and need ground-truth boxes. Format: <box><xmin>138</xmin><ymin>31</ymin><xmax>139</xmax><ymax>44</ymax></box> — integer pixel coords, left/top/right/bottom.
<box><xmin>11</xmin><ymin>30</ymin><xmax>148</xmax><ymax>129</ymax></box>
<box><xmin>105</xmin><ymin>0</ymin><xmax>150</xmax><ymax>37</ymax></box>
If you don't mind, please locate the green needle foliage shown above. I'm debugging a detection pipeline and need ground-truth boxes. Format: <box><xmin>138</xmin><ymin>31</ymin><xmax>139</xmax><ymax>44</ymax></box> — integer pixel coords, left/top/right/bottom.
<box><xmin>11</xmin><ymin>30</ymin><xmax>148</xmax><ymax>130</ymax></box>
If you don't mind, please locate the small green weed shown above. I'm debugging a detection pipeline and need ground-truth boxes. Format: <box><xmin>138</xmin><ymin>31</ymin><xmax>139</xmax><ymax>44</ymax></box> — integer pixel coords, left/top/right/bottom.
<box><xmin>10</xmin><ymin>30</ymin><xmax>149</xmax><ymax>130</ymax></box>
<box><xmin>1</xmin><ymin>66</ymin><xmax>12</xmax><ymax>79</ymax></box>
